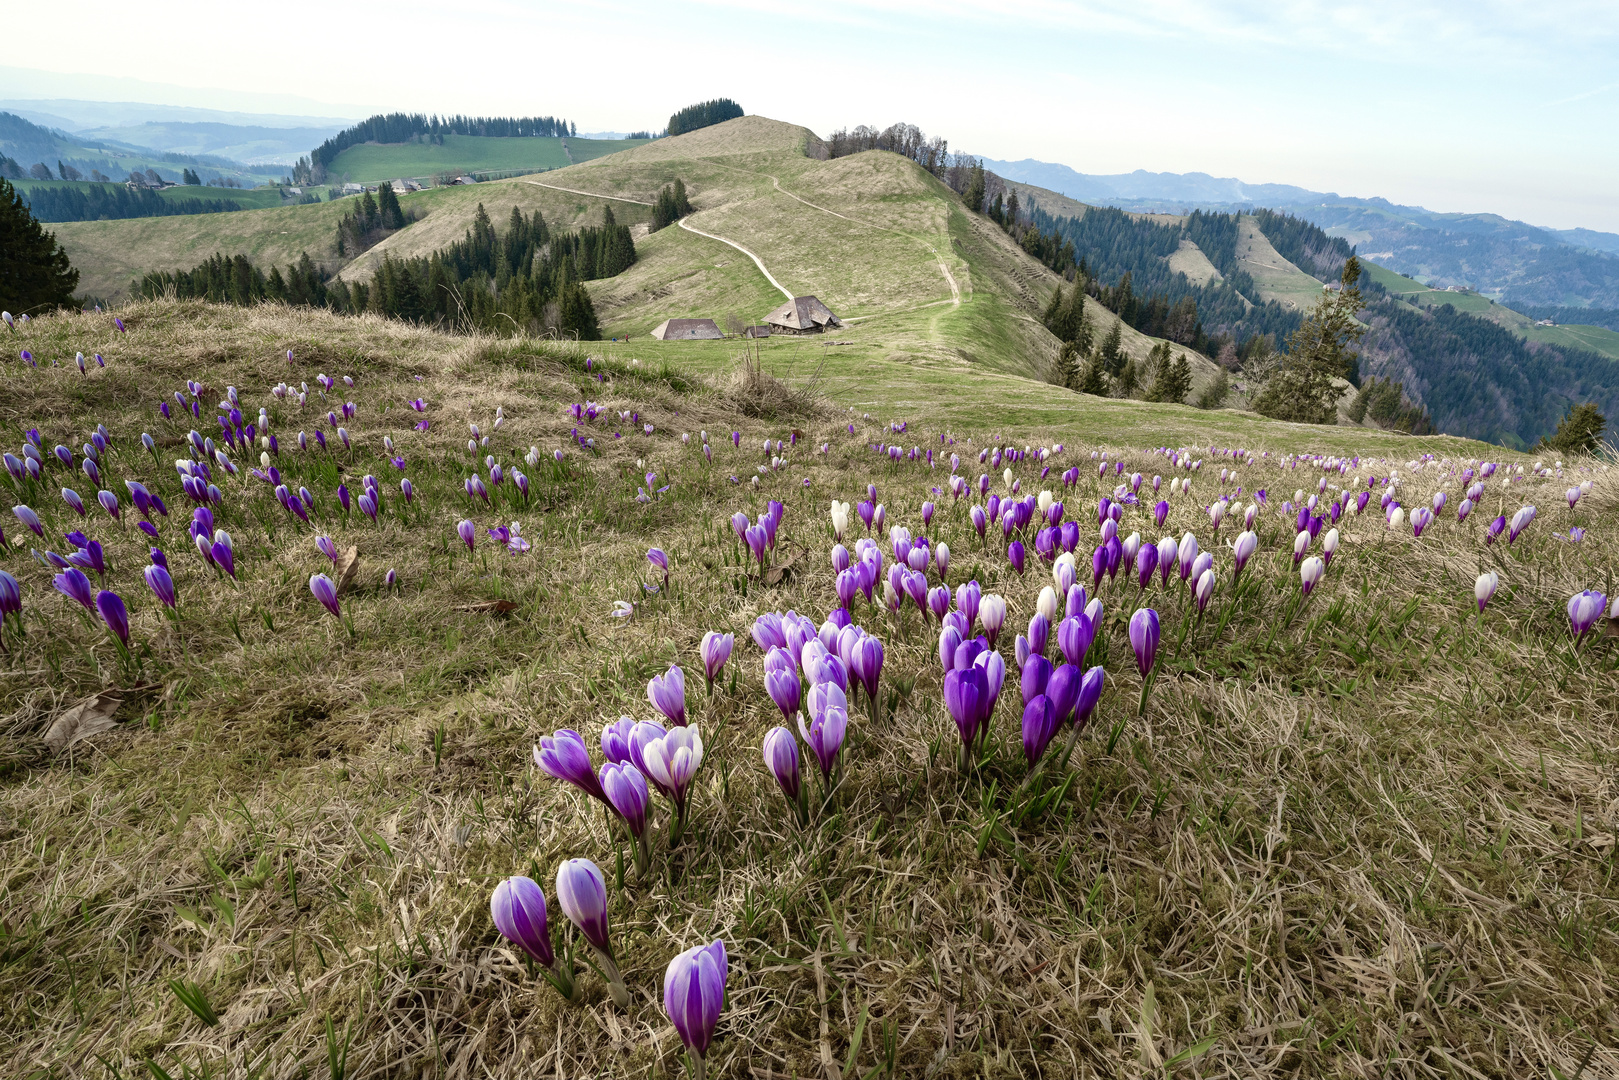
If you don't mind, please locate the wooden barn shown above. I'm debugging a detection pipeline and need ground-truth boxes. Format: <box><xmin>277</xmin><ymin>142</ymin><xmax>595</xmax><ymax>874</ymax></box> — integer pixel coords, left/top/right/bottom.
<box><xmin>650</xmin><ymin>318</ymin><xmax>723</xmax><ymax>341</ymax></box>
<box><xmin>765</xmin><ymin>296</ymin><xmax>841</xmax><ymax>335</ymax></box>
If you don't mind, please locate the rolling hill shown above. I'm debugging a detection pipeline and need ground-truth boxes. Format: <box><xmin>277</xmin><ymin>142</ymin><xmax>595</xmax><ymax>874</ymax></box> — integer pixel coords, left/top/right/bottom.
<box><xmin>51</xmin><ymin>115</ymin><xmax>1224</xmax><ymax>399</ymax></box>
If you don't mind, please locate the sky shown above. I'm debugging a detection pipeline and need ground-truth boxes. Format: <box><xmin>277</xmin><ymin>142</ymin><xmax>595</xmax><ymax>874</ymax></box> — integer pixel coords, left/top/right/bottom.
<box><xmin>6</xmin><ymin>0</ymin><xmax>1619</xmax><ymax>230</ymax></box>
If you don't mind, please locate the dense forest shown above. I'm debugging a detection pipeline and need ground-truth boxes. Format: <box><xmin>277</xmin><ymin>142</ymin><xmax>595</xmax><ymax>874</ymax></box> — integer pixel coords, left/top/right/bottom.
<box><xmin>137</xmin><ymin>202</ymin><xmax>634</xmax><ymax>341</ymax></box>
<box><xmin>135</xmin><ymin>252</ymin><xmax>331</xmax><ymax>309</ymax></box>
<box><xmin>295</xmin><ymin>113</ymin><xmax>576</xmax><ymax>184</ymax></box>
<box><xmin>666</xmin><ymin>99</ymin><xmax>744</xmax><ymax>137</ymax></box>
<box><xmin>1358</xmin><ymin>298</ymin><xmax>1619</xmax><ymax>447</ymax></box>
<box><xmin>20</xmin><ymin>182</ymin><xmax>245</xmax><ymax>222</ymax></box>
<box><xmin>1030</xmin><ymin>203</ymin><xmax>1303</xmax><ymax>356</ymax></box>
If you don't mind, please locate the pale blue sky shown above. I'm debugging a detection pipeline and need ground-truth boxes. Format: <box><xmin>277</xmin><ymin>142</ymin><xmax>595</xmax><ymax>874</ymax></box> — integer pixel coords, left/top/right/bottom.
<box><xmin>8</xmin><ymin>0</ymin><xmax>1618</xmax><ymax>229</ymax></box>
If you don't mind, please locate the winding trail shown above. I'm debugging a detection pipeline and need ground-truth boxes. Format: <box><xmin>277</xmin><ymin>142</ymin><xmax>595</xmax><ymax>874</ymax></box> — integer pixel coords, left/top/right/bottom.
<box><xmin>677</xmin><ymin>217</ymin><xmax>794</xmax><ymax>300</ymax></box>
<box><xmin>520</xmin><ymin>178</ymin><xmax>793</xmax><ymax>300</ymax></box>
<box><xmin>518</xmin><ymin>179</ymin><xmax>652</xmax><ymax>206</ymax></box>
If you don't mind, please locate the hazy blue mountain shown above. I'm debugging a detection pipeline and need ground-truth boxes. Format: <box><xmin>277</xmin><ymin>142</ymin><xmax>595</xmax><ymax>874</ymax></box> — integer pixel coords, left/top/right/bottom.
<box><xmin>73</xmin><ymin>121</ymin><xmax>344</xmax><ymax>165</ymax></box>
<box><xmin>982</xmin><ymin>156</ymin><xmax>1619</xmax><ymax>307</ymax></box>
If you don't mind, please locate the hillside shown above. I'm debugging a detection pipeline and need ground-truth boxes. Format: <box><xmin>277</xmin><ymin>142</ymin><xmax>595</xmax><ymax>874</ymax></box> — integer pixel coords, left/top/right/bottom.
<box><xmin>70</xmin><ymin>114</ymin><xmax>1219</xmax><ymax>395</ymax></box>
<box><xmin>323</xmin><ymin>134</ymin><xmax>648</xmax><ymax>184</ymax></box>
<box><xmin>1</xmin><ymin>299</ymin><xmax>1612</xmax><ymax>1080</ymax></box>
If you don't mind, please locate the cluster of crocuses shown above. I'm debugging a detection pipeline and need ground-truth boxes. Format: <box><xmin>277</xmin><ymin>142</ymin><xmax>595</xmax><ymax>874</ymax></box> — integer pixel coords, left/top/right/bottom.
<box><xmin>730</xmin><ymin>500</ymin><xmax>784</xmax><ymax>574</ymax></box>
<box><xmin>830</xmin><ymin>527</ymin><xmax>956</xmax><ymax>624</ymax></box>
<box><xmin>491</xmin><ymin>870</ymin><xmax>728</xmax><ymax>1078</ymax></box>
<box><xmin>533</xmin><ymin>665</ymin><xmax>708</xmax><ymax>865</ymax></box>
<box><xmin>511</xmin><ymin>662</ymin><xmax>728</xmax><ymax>1074</ymax></box>
<box><xmin>752</xmin><ymin>608</ymin><xmax>884</xmax><ymax>821</ymax></box>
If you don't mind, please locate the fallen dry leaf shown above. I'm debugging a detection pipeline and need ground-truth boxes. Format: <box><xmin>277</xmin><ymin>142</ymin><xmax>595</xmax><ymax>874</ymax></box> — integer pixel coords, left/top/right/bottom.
<box><xmin>43</xmin><ymin>690</ymin><xmax>126</xmax><ymax>754</ymax></box>
<box><xmin>334</xmin><ymin>546</ymin><xmax>361</xmax><ymax>595</ymax></box>
<box><xmin>764</xmin><ymin>551</ymin><xmax>803</xmax><ymax>587</ymax></box>
<box><xmin>455</xmin><ymin>599</ymin><xmax>519</xmax><ymax>613</ymax></box>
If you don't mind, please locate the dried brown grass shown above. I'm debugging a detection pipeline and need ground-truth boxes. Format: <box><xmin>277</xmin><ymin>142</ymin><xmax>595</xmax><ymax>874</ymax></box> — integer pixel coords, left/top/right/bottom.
<box><xmin>0</xmin><ymin>301</ymin><xmax>1615</xmax><ymax>1080</ymax></box>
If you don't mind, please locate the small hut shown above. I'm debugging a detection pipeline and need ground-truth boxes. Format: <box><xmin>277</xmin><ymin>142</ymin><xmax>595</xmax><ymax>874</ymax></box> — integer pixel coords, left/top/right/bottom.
<box><xmin>650</xmin><ymin>318</ymin><xmax>723</xmax><ymax>341</ymax></box>
<box><xmin>764</xmin><ymin>296</ymin><xmax>841</xmax><ymax>335</ymax></box>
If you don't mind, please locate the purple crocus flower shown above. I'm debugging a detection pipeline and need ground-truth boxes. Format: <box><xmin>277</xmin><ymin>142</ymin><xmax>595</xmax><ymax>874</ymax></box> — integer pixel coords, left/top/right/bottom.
<box><xmin>61</xmin><ymin>488</ymin><xmax>86</xmax><ymax>517</ymax></box>
<box><xmin>848</xmin><ymin>635</ymin><xmax>884</xmax><ymax>703</ymax></box>
<box><xmin>13</xmin><ymin>505</ymin><xmax>43</xmax><ymax>538</ymax></box>
<box><xmin>144</xmin><ymin>565</ymin><xmax>177</xmax><ymax>609</ymax></box>
<box><xmin>700</xmin><ymin>631</ymin><xmax>733</xmax><ymax>690</ymax></box>
<box><xmin>555</xmin><ymin>858</ymin><xmax>613</xmax><ymax>953</ymax></box>
<box><xmin>601</xmin><ymin>761</ymin><xmax>650</xmax><ymax>839</ymax></box>
<box><xmin>1007</xmin><ymin>540</ymin><xmax>1026</xmax><ymax>576</ymax></box>
<box><xmin>1568</xmin><ymin>590</ymin><xmax>1608</xmax><ymax>640</ymax></box>
<box><xmin>647</xmin><ymin>547</ymin><xmax>670</xmax><ymax>586</ymax></box>
<box><xmin>96</xmin><ymin>590</ymin><xmax>130</xmax><ymax>646</ymax></box>
<box><xmin>765</xmin><ymin>665</ymin><xmax>802</xmax><ymax>720</ymax></box>
<box><xmin>664</xmin><ymin>940</ymin><xmax>728</xmax><ymax>1069</ymax></box>
<box><xmin>1134</xmin><ymin>542</ymin><xmax>1158</xmax><ymax>590</ymax></box>
<box><xmin>1021</xmin><ymin>695</ymin><xmax>1059</xmax><ymax>766</ymax></box>
<box><xmin>955</xmin><ymin>581</ymin><xmax>981</xmax><ymax>626</ymax></box>
<box><xmin>492</xmin><ymin>876</ymin><xmax>558</xmax><ymax>969</ymax></box>
<box><xmin>647</xmin><ymin>665</ymin><xmax>688</xmax><ymax>726</ymax></box>
<box><xmin>1128</xmin><ymin>608</ymin><xmax>1160</xmax><ymax>679</ymax></box>
<box><xmin>798</xmin><ymin>695</ymin><xmax>848</xmax><ymax>781</ymax></box>
<box><xmin>1474</xmin><ymin>571</ymin><xmax>1499</xmax><ymax>613</ymax></box>
<box><xmin>762</xmin><ymin>726</ymin><xmax>805</xmax><ymax>816</ymax></box>
<box><xmin>944</xmin><ymin>665</ymin><xmax>990</xmax><ymax>754</ymax></box>
<box><xmin>534</xmin><ymin>729</ymin><xmax>610</xmax><ymax>803</ymax></box>
<box><xmin>53</xmin><ymin>567</ymin><xmax>95</xmax><ymax>611</ymax></box>
<box><xmin>457</xmin><ymin>519</ymin><xmax>476</xmax><ymax>552</ymax></box>
<box><xmin>309</xmin><ymin>573</ymin><xmax>341</xmax><ymax>618</ymax></box>
<box><xmin>1485</xmin><ymin>515</ymin><xmax>1506</xmax><ymax>545</ymax></box>
<box><xmin>97</xmin><ymin>490</ymin><xmax>120</xmax><ymax>519</ymax></box>
<box><xmin>1057</xmin><ymin>613</ymin><xmax>1095</xmax><ymax>667</ymax></box>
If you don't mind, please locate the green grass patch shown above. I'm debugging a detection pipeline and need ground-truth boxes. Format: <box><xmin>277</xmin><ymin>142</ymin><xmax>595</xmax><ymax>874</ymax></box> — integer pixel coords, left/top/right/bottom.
<box><xmin>324</xmin><ymin>135</ymin><xmax>648</xmax><ymax>183</ymax></box>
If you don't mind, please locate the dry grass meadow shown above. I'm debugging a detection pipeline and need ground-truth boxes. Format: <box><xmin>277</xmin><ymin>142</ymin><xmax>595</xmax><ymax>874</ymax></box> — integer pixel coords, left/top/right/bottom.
<box><xmin>1</xmin><ymin>300</ymin><xmax>1616</xmax><ymax>1079</ymax></box>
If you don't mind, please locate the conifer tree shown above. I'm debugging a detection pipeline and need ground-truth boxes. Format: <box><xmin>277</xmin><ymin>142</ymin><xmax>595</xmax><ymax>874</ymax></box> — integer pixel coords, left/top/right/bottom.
<box><xmin>0</xmin><ymin>178</ymin><xmax>79</xmax><ymax>313</ymax></box>
<box><xmin>377</xmin><ymin>183</ymin><xmax>406</xmax><ymax>230</ymax></box>
<box><xmin>1097</xmin><ymin>321</ymin><xmax>1125</xmax><ymax>377</ymax></box>
<box><xmin>1078</xmin><ymin>354</ymin><xmax>1109</xmax><ymax>396</ymax></box>
<box><xmin>1252</xmin><ymin>256</ymin><xmax>1364</xmax><ymax>424</ymax></box>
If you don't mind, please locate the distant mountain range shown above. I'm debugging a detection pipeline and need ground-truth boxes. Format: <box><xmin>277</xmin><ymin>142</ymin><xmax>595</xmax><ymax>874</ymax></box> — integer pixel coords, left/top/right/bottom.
<box><xmin>0</xmin><ymin>99</ymin><xmax>347</xmax><ymax>166</ymax></box>
<box><xmin>981</xmin><ymin>158</ymin><xmax>1619</xmax><ymax>310</ymax></box>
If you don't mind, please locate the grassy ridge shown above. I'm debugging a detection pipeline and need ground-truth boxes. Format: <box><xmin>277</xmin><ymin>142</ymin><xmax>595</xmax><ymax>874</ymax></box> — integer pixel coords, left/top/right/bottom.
<box><xmin>0</xmin><ymin>301</ymin><xmax>1613</xmax><ymax>1079</ymax></box>
<box><xmin>324</xmin><ymin>135</ymin><xmax>649</xmax><ymax>183</ymax></box>
<box><xmin>14</xmin><ymin>178</ymin><xmax>298</xmax><ymax>210</ymax></box>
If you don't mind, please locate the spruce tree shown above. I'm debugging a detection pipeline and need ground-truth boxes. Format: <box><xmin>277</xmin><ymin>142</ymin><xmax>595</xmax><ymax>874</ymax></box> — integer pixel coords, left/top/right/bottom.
<box><xmin>1078</xmin><ymin>354</ymin><xmax>1109</xmax><ymax>396</ymax></box>
<box><xmin>1117</xmin><ymin>359</ymin><xmax>1137</xmax><ymax>398</ymax></box>
<box><xmin>1538</xmin><ymin>402</ymin><xmax>1607</xmax><ymax>454</ymax></box>
<box><xmin>673</xmin><ymin>178</ymin><xmax>692</xmax><ymax>216</ymax></box>
<box><xmin>963</xmin><ymin>162</ymin><xmax>985</xmax><ymax>214</ymax></box>
<box><xmin>0</xmin><ymin>178</ymin><xmax>78</xmax><ymax>313</ymax></box>
<box><xmin>377</xmin><ymin>183</ymin><xmax>406</xmax><ymax>230</ymax></box>
<box><xmin>1252</xmin><ymin>257</ymin><xmax>1365</xmax><ymax>424</ymax></box>
<box><xmin>1097</xmin><ymin>321</ymin><xmax>1124</xmax><ymax>376</ymax></box>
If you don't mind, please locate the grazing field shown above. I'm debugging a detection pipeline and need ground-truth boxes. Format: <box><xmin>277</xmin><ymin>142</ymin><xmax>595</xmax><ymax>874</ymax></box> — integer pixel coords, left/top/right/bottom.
<box><xmin>1359</xmin><ymin>261</ymin><xmax>1619</xmax><ymax>360</ymax></box>
<box><xmin>323</xmin><ymin>135</ymin><xmax>650</xmax><ymax>184</ymax></box>
<box><xmin>1</xmin><ymin>300</ymin><xmax>1615</xmax><ymax>1079</ymax></box>
<box><xmin>14</xmin><ymin>179</ymin><xmax>298</xmax><ymax>211</ymax></box>
<box><xmin>1234</xmin><ymin>216</ymin><xmax>1327</xmax><ymax>312</ymax></box>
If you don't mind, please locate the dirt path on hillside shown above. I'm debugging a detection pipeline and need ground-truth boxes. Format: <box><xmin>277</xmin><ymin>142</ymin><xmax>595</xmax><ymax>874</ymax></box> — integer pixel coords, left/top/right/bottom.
<box><xmin>518</xmin><ymin>180</ymin><xmax>653</xmax><ymax>205</ymax></box>
<box><xmin>519</xmin><ymin>179</ymin><xmax>793</xmax><ymax>300</ymax></box>
<box><xmin>677</xmin><ymin>217</ymin><xmax>794</xmax><ymax>300</ymax></box>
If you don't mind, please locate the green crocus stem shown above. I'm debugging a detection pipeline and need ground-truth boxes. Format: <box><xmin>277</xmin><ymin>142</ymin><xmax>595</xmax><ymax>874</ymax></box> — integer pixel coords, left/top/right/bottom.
<box><xmin>632</xmin><ymin>832</ymin><xmax>651</xmax><ymax>879</ymax></box>
<box><xmin>1173</xmin><ymin>602</ymin><xmax>1194</xmax><ymax>658</ymax></box>
<box><xmin>542</xmin><ymin>961</ymin><xmax>577</xmax><ymax>1001</ymax></box>
<box><xmin>593</xmin><ymin>948</ymin><xmax>631</xmax><ymax>1007</ymax></box>
<box><xmin>795</xmin><ymin>784</ymin><xmax>810</xmax><ymax>827</ymax></box>
<box><xmin>1137</xmin><ymin>666</ymin><xmax>1158</xmax><ymax>717</ymax></box>
<box><xmin>689</xmin><ymin>1051</ymin><xmax>707</xmax><ymax>1080</ymax></box>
